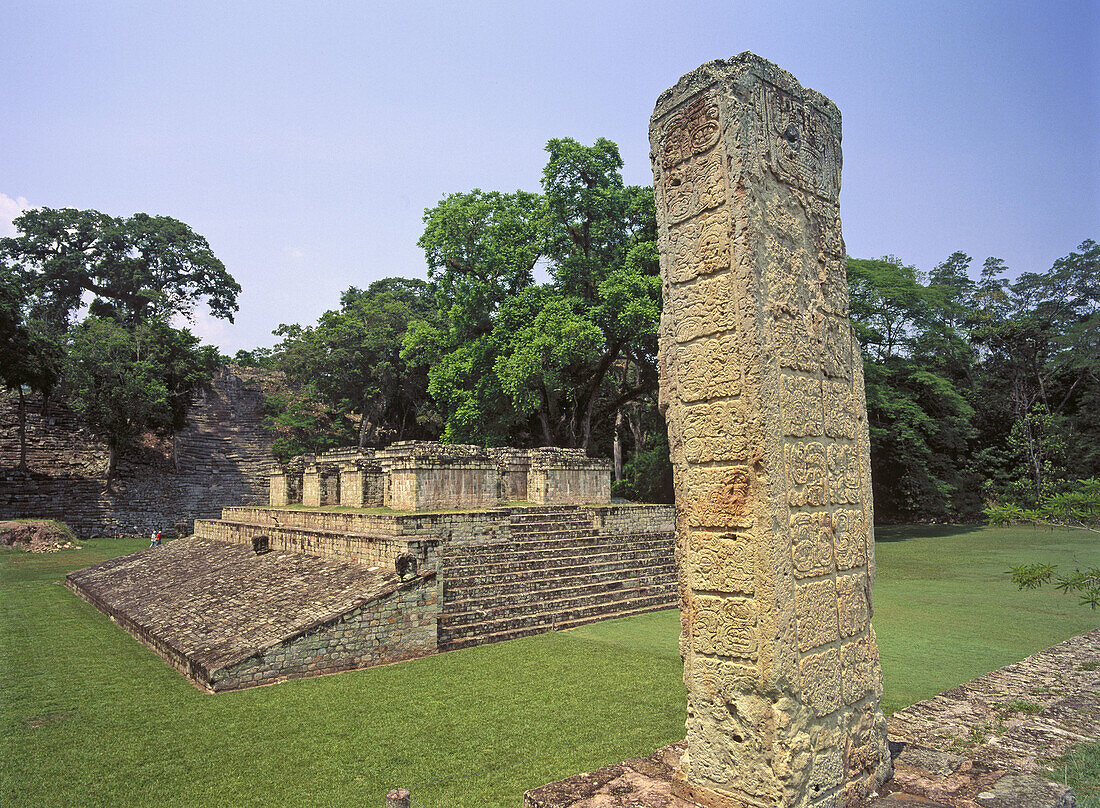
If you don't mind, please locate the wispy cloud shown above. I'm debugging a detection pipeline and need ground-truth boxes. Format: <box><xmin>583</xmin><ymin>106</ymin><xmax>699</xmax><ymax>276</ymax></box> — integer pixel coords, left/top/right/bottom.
<box><xmin>283</xmin><ymin>246</ymin><xmax>305</xmax><ymax>261</ymax></box>
<box><xmin>0</xmin><ymin>193</ymin><xmax>32</xmax><ymax>237</ymax></box>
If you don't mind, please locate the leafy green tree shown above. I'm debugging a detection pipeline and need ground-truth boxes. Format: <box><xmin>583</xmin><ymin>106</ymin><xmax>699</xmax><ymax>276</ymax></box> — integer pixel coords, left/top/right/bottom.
<box><xmin>988</xmin><ymin>478</ymin><xmax>1100</xmax><ymax>607</ymax></box>
<box><xmin>1</xmin><ymin>207</ymin><xmax>240</xmax><ymax>328</ymax></box>
<box><xmin>414</xmin><ymin>138</ymin><xmax>660</xmax><ymax>452</ymax></box>
<box><xmin>66</xmin><ymin>316</ymin><xmax>224</xmax><ymax>490</ymax></box>
<box><xmin>270</xmin><ymin>278</ymin><xmax>440</xmax><ymax>449</ymax></box>
<box><xmin>0</xmin><ymin>263</ymin><xmax>63</xmax><ymax>470</ymax></box>
<box><xmin>847</xmin><ymin>256</ymin><xmax>978</xmax><ymax>520</ymax></box>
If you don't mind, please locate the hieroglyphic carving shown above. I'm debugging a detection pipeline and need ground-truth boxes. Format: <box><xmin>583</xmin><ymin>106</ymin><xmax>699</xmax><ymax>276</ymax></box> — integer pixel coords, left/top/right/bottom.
<box><xmin>665</xmin><ymin>274</ymin><xmax>737</xmax><ymax>342</ymax></box>
<box><xmin>781</xmin><ymin>374</ymin><xmax>824</xmax><ymax>437</ymax></box>
<box><xmin>754</xmin><ymin>79</ymin><xmax>842</xmax><ymax>200</ymax></box>
<box><xmin>795</xmin><ymin>578</ymin><xmax>840</xmax><ymax>651</ymax></box>
<box><xmin>822</xmin><ymin>316</ymin><xmax>852</xmax><ymax>379</ymax></box>
<box><xmin>791</xmin><ymin>511</ymin><xmax>834</xmax><ymax>578</ymax></box>
<box><xmin>681</xmin><ymin>465</ymin><xmax>753</xmax><ymax>529</ymax></box>
<box><xmin>824</xmin><ymin>379</ymin><xmax>857</xmax><ymax>439</ymax></box>
<box><xmin>677</xmin><ymin>399</ymin><xmax>749</xmax><ymax>464</ymax></box>
<box><xmin>833</xmin><ymin>508</ymin><xmax>869</xmax><ymax>570</ymax></box>
<box><xmin>652</xmin><ymin>54</ymin><xmax>889</xmax><ymax>807</ymax></box>
<box><xmin>836</xmin><ymin>573</ymin><xmax>870</xmax><ymax>638</ymax></box>
<box><xmin>661</xmin><ymin>92</ymin><xmax>721</xmax><ymax>169</ymax></box>
<box><xmin>827</xmin><ymin>444</ymin><xmax>862</xmax><ymax>505</ymax></box>
<box><xmin>667</xmin><ymin>333</ymin><xmax>741</xmax><ymax>403</ymax></box>
<box><xmin>667</xmin><ymin>209</ymin><xmax>731</xmax><ymax>281</ymax></box>
<box><xmin>799</xmin><ymin>647</ymin><xmax>841</xmax><ymax>717</ymax></box>
<box><xmin>690</xmin><ymin>595</ymin><xmax>758</xmax><ymax>659</ymax></box>
<box><xmin>774</xmin><ymin>313</ymin><xmax>820</xmax><ymax>373</ymax></box>
<box><xmin>685</xmin><ymin>530</ymin><xmax>755</xmax><ymax>593</ymax></box>
<box><xmin>786</xmin><ymin>441</ymin><xmax>828</xmax><ymax>507</ymax></box>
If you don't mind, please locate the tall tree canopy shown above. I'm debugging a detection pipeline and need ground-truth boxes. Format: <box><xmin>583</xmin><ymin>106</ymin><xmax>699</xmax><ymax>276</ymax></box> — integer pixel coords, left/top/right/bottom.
<box><xmin>408</xmin><ymin>137</ymin><xmax>660</xmax><ymax>451</ymax></box>
<box><xmin>848</xmin><ymin>240</ymin><xmax>1099</xmax><ymax>521</ymax></box>
<box><xmin>1</xmin><ymin>207</ymin><xmax>240</xmax><ymax>328</ymax></box>
<box><xmin>0</xmin><ymin>208</ymin><xmax>236</xmax><ymax>488</ymax></box>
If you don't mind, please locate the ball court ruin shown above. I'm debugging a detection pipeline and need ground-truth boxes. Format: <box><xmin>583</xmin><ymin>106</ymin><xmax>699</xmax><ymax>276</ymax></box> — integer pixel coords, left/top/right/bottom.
<box><xmin>66</xmin><ymin>442</ymin><xmax>676</xmax><ymax>692</ymax></box>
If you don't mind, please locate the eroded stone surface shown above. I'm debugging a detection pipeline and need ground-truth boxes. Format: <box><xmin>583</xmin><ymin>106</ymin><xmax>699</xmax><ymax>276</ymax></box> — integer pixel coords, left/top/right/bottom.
<box><xmin>652</xmin><ymin>53</ymin><xmax>890</xmax><ymax>806</ymax></box>
<box><xmin>888</xmin><ymin>628</ymin><xmax>1100</xmax><ymax>777</ymax></box>
<box><xmin>65</xmin><ymin>536</ymin><xmax>437</xmax><ymax>690</ymax></box>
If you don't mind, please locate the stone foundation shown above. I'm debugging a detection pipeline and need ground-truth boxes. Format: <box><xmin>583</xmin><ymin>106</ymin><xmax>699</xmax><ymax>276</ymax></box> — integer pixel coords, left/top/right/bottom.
<box><xmin>74</xmin><ymin>502</ymin><xmax>677</xmax><ymax>689</ymax></box>
<box><xmin>0</xmin><ymin>367</ymin><xmax>274</xmax><ymax>538</ymax></box>
<box><xmin>65</xmin><ymin>536</ymin><xmax>438</xmax><ymax>692</ymax></box>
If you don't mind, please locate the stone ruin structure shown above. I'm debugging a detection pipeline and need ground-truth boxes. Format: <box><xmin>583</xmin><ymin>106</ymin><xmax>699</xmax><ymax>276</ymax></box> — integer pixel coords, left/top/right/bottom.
<box><xmin>526</xmin><ymin>53</ymin><xmax>890</xmax><ymax>808</ymax></box>
<box><xmin>270</xmin><ymin>442</ymin><xmax>612</xmax><ymax>511</ymax></box>
<box><xmin>66</xmin><ymin>441</ymin><xmax>675</xmax><ymax>692</ymax></box>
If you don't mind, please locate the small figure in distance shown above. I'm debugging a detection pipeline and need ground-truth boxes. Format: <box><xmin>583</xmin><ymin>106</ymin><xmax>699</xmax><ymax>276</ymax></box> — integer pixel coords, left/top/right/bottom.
<box><xmin>149</xmin><ymin>530</ymin><xmax>157</xmax><ymax>549</ymax></box>
<box><xmin>155</xmin><ymin>531</ymin><xmax>162</xmax><ymax>547</ymax></box>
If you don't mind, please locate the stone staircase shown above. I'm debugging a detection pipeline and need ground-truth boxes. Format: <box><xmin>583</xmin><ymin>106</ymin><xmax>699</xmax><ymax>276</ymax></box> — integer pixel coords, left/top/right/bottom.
<box><xmin>437</xmin><ymin>506</ymin><xmax>677</xmax><ymax>650</ymax></box>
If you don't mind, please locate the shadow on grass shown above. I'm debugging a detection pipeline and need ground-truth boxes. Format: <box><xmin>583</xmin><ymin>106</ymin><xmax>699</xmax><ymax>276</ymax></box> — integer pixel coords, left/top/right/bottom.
<box><xmin>875</xmin><ymin>523</ymin><xmax>985</xmax><ymax>542</ymax></box>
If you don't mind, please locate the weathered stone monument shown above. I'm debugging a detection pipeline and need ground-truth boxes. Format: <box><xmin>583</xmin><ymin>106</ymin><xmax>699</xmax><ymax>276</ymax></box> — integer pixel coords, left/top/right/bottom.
<box><xmin>654</xmin><ymin>54</ymin><xmax>890</xmax><ymax>806</ymax></box>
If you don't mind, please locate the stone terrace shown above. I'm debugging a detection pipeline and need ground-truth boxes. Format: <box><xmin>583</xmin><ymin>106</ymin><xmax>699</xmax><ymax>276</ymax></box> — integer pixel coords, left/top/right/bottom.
<box><xmin>65</xmin><ymin>536</ymin><xmax>438</xmax><ymax>692</ymax></box>
<box><xmin>71</xmin><ymin>501</ymin><xmax>676</xmax><ymax>690</ymax></box>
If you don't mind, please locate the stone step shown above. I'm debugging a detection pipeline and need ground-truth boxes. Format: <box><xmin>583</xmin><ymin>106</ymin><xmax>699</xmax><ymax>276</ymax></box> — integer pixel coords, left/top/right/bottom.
<box><xmin>443</xmin><ymin>552</ymin><xmax>676</xmax><ymax>595</ymax></box>
<box><xmin>438</xmin><ymin>591</ymin><xmax>677</xmax><ymax>649</ymax></box>
<box><xmin>509</xmin><ymin>525</ymin><xmax>593</xmax><ymax>536</ymax></box>
<box><xmin>440</xmin><ymin>575</ymin><xmax>678</xmax><ymax>631</ymax></box>
<box><xmin>442</xmin><ymin>574</ymin><xmax>677</xmax><ymax>625</ymax></box>
<box><xmin>441</xmin><ymin>535</ymin><xmax>673</xmax><ymax>568</ymax></box>
<box><xmin>509</xmin><ymin>512</ymin><xmax>589</xmax><ymax>523</ymax></box>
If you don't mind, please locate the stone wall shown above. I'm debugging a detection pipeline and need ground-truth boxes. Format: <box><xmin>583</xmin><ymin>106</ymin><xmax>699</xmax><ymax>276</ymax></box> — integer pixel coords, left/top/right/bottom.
<box><xmin>210</xmin><ymin>574</ymin><xmax>438</xmax><ymax>692</ymax></box>
<box><xmin>0</xmin><ymin>367</ymin><xmax>275</xmax><ymax>538</ymax></box>
<box><xmin>528</xmin><ymin>455</ymin><xmax>612</xmax><ymax>505</ymax></box>
<box><xmin>273</xmin><ymin>442</ymin><xmax>614</xmax><ymax>510</ymax></box>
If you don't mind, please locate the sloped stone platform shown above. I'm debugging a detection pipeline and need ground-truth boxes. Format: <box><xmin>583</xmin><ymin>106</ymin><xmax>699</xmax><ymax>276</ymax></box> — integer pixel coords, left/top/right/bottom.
<box><xmin>65</xmin><ymin>536</ymin><xmax>438</xmax><ymax>692</ymax></box>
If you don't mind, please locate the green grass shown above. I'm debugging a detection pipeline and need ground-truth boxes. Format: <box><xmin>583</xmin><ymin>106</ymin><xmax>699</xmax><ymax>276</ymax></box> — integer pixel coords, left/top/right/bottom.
<box><xmin>2</xmin><ymin>525</ymin><xmax>1098</xmax><ymax>807</ymax></box>
<box><xmin>1052</xmin><ymin>742</ymin><xmax>1100</xmax><ymax>808</ymax></box>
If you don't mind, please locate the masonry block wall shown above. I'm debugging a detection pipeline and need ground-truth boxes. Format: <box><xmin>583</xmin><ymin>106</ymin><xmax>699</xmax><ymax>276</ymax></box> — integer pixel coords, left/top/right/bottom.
<box><xmin>210</xmin><ymin>573</ymin><xmax>438</xmax><ymax>692</ymax></box>
<box><xmin>0</xmin><ymin>367</ymin><xmax>275</xmax><ymax>538</ymax></box>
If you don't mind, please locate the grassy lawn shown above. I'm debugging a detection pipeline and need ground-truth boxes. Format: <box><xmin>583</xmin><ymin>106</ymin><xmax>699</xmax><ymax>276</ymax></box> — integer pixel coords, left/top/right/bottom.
<box><xmin>2</xmin><ymin>525</ymin><xmax>1097</xmax><ymax>807</ymax></box>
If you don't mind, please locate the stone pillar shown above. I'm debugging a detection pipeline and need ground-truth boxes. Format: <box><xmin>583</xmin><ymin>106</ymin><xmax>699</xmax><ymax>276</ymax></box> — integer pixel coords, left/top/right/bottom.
<box><xmin>302</xmin><ymin>464</ymin><xmax>321</xmax><ymax>507</ymax></box>
<box><xmin>651</xmin><ymin>54</ymin><xmax>890</xmax><ymax>807</ymax></box>
<box><xmin>269</xmin><ymin>467</ymin><xmax>288</xmax><ymax>506</ymax></box>
<box><xmin>339</xmin><ymin>463</ymin><xmax>363</xmax><ymax>507</ymax></box>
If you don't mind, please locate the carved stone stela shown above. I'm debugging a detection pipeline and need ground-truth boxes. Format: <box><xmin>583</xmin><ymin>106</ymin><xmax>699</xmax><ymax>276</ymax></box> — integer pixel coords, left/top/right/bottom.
<box><xmin>652</xmin><ymin>54</ymin><xmax>891</xmax><ymax>807</ymax></box>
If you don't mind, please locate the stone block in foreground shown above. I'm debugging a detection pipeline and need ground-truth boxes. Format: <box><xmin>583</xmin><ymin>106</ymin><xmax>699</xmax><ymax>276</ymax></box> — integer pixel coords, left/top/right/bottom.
<box><xmin>652</xmin><ymin>53</ymin><xmax>889</xmax><ymax>805</ymax></box>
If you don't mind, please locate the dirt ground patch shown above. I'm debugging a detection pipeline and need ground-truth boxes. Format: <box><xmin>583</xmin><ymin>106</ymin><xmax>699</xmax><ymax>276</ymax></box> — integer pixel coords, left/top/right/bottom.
<box><xmin>0</xmin><ymin>519</ymin><xmax>81</xmax><ymax>553</ymax></box>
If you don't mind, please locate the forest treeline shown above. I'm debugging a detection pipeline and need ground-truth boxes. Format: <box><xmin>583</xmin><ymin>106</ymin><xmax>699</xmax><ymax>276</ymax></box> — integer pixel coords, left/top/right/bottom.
<box><xmin>3</xmin><ymin>140</ymin><xmax>1096</xmax><ymax>521</ymax></box>
<box><xmin>236</xmin><ymin>139</ymin><xmax>1099</xmax><ymax>523</ymax></box>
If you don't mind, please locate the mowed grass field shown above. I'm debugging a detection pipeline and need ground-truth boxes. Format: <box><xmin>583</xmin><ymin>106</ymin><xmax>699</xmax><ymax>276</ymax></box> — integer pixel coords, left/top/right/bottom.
<box><xmin>2</xmin><ymin>525</ymin><xmax>1097</xmax><ymax>808</ymax></box>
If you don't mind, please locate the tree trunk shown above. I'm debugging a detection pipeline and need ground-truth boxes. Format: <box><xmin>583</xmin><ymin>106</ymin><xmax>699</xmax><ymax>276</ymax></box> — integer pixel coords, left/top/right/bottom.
<box><xmin>613</xmin><ymin>409</ymin><xmax>623</xmax><ymax>481</ymax></box>
<box><xmin>104</xmin><ymin>445</ymin><xmax>118</xmax><ymax>494</ymax></box>
<box><xmin>16</xmin><ymin>387</ymin><xmax>28</xmax><ymax>471</ymax></box>
<box><xmin>171</xmin><ymin>434</ymin><xmax>180</xmax><ymax>471</ymax></box>
<box><xmin>358</xmin><ymin>412</ymin><xmax>370</xmax><ymax>448</ymax></box>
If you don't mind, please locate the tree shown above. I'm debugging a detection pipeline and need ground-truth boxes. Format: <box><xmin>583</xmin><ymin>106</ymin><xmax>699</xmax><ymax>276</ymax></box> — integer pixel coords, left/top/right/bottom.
<box><xmin>65</xmin><ymin>317</ymin><xmax>221</xmax><ymax>491</ymax></box>
<box><xmin>270</xmin><ymin>278</ymin><xmax>440</xmax><ymax>449</ymax></box>
<box><xmin>847</xmin><ymin>256</ymin><xmax>978</xmax><ymax>521</ymax></box>
<box><xmin>988</xmin><ymin>478</ymin><xmax>1100</xmax><ymax>608</ymax></box>
<box><xmin>0</xmin><ymin>262</ymin><xmax>63</xmax><ymax>470</ymax></box>
<box><xmin>414</xmin><ymin>138</ymin><xmax>660</xmax><ymax>452</ymax></box>
<box><xmin>1</xmin><ymin>207</ymin><xmax>240</xmax><ymax>328</ymax></box>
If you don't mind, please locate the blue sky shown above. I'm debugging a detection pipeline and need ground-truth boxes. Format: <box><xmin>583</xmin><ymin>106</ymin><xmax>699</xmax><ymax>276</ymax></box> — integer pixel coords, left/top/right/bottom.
<box><xmin>2</xmin><ymin>1</ymin><xmax>1097</xmax><ymax>353</ymax></box>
